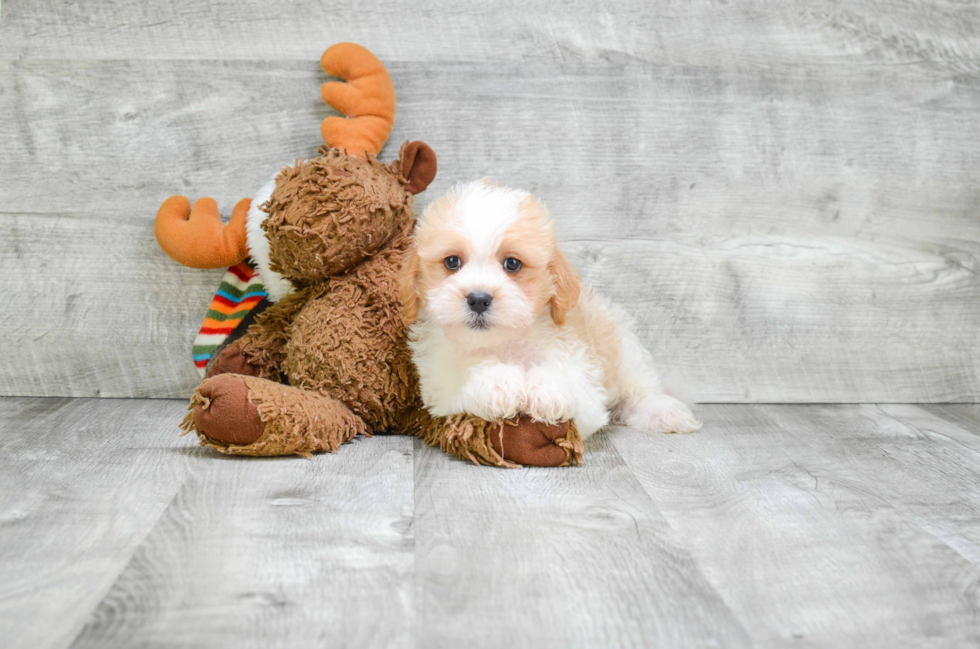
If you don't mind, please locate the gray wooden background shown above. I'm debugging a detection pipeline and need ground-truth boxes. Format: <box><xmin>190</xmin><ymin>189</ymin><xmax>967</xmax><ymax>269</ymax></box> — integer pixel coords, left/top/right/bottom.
<box><xmin>2</xmin><ymin>0</ymin><xmax>978</xmax><ymax>402</ymax></box>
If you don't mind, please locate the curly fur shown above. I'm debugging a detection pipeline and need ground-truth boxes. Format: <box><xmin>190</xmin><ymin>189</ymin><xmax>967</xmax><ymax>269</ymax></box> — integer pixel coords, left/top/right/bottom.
<box><xmin>186</xmin><ymin>145</ymin><xmax>577</xmax><ymax>467</ymax></box>
<box><xmin>263</xmin><ymin>148</ymin><xmax>414</xmax><ymax>283</ymax></box>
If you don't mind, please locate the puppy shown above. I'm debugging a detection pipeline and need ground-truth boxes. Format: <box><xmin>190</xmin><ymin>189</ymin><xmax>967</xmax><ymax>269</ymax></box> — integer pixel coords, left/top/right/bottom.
<box><xmin>399</xmin><ymin>179</ymin><xmax>701</xmax><ymax>440</ymax></box>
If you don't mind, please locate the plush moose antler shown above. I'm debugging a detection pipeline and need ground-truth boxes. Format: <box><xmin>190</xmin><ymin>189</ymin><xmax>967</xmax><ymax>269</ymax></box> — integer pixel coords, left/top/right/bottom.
<box><xmin>154</xmin><ymin>42</ymin><xmax>398</xmax><ymax>269</ymax></box>
<box><xmin>319</xmin><ymin>42</ymin><xmax>397</xmax><ymax>157</ymax></box>
<box><xmin>155</xmin><ymin>196</ymin><xmax>251</xmax><ymax>269</ymax></box>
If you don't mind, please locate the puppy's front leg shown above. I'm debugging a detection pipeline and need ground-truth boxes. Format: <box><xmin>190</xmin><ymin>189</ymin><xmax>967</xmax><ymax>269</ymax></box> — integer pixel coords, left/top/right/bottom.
<box><xmin>525</xmin><ymin>362</ymin><xmax>609</xmax><ymax>438</ymax></box>
<box><xmin>449</xmin><ymin>361</ymin><xmax>526</xmax><ymax>421</ymax></box>
<box><xmin>524</xmin><ymin>365</ymin><xmax>576</xmax><ymax>424</ymax></box>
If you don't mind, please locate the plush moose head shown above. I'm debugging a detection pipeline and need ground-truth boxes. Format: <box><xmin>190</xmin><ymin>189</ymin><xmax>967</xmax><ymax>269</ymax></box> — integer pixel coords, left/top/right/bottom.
<box><xmin>261</xmin><ymin>142</ymin><xmax>435</xmax><ymax>285</ymax></box>
<box><xmin>155</xmin><ymin>43</ymin><xmax>437</xmax><ymax>287</ymax></box>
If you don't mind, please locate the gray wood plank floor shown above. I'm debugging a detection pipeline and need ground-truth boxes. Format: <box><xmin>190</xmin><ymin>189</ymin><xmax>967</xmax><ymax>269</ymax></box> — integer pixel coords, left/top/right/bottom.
<box><xmin>2</xmin><ymin>1</ymin><xmax>979</xmax><ymax>402</ymax></box>
<box><xmin>2</xmin><ymin>399</ymin><xmax>979</xmax><ymax>648</ymax></box>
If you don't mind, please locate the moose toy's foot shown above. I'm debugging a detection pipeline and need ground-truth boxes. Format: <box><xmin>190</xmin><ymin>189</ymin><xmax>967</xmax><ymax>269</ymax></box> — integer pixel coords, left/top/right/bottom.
<box><xmin>182</xmin><ymin>374</ymin><xmax>368</xmax><ymax>457</ymax></box>
<box><xmin>191</xmin><ymin>374</ymin><xmax>266</xmax><ymax>446</ymax></box>
<box><xmin>421</xmin><ymin>413</ymin><xmax>582</xmax><ymax>468</ymax></box>
<box><xmin>491</xmin><ymin>417</ymin><xmax>582</xmax><ymax>467</ymax></box>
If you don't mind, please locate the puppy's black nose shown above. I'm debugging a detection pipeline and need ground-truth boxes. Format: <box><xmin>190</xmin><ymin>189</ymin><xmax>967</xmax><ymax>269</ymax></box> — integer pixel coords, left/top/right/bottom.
<box><xmin>466</xmin><ymin>292</ymin><xmax>493</xmax><ymax>315</ymax></box>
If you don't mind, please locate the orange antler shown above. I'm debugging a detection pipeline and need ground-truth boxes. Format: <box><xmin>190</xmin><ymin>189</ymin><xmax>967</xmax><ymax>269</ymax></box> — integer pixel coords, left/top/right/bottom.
<box><xmin>155</xmin><ymin>196</ymin><xmax>250</xmax><ymax>269</ymax></box>
<box><xmin>320</xmin><ymin>43</ymin><xmax>396</xmax><ymax>157</ymax></box>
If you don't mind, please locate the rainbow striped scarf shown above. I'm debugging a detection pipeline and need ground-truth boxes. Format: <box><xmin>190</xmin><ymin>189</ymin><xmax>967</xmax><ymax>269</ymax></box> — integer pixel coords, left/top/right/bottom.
<box><xmin>192</xmin><ymin>261</ymin><xmax>268</xmax><ymax>375</ymax></box>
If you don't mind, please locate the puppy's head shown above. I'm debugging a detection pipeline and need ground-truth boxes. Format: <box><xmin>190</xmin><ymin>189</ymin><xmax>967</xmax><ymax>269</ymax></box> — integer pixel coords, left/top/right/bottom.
<box><xmin>400</xmin><ymin>180</ymin><xmax>580</xmax><ymax>344</ymax></box>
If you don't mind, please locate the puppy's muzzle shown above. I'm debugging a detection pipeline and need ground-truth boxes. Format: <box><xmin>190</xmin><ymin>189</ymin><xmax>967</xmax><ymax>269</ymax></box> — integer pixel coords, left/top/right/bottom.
<box><xmin>466</xmin><ymin>291</ymin><xmax>493</xmax><ymax>315</ymax></box>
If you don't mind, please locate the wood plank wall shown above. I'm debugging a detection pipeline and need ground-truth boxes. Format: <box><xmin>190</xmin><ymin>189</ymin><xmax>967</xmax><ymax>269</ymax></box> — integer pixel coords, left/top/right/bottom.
<box><xmin>1</xmin><ymin>1</ymin><xmax>978</xmax><ymax>401</ymax></box>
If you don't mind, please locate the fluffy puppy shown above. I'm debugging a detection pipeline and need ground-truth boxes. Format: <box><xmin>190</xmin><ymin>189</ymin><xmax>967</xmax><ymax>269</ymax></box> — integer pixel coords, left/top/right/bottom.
<box><xmin>399</xmin><ymin>179</ymin><xmax>701</xmax><ymax>440</ymax></box>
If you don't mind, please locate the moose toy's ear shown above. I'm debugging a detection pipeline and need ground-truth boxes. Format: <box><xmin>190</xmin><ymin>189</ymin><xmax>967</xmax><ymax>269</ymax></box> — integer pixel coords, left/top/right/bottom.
<box><xmin>399</xmin><ymin>141</ymin><xmax>438</xmax><ymax>194</ymax></box>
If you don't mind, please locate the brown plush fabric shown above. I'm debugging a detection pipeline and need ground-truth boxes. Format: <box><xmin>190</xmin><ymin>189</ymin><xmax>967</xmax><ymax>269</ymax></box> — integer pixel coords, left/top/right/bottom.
<box><xmin>413</xmin><ymin>412</ymin><xmax>583</xmax><ymax>468</ymax></box>
<box><xmin>205</xmin><ymin>344</ymin><xmax>262</xmax><ymax>379</ymax></box>
<box><xmin>263</xmin><ymin>149</ymin><xmax>412</xmax><ymax>283</ymax></box>
<box><xmin>185</xmin><ymin>374</ymin><xmax>369</xmax><ymax>457</ymax></box>
<box><xmin>184</xmin><ymin>145</ymin><xmax>577</xmax><ymax>468</ymax></box>
<box><xmin>490</xmin><ymin>417</ymin><xmax>584</xmax><ymax>467</ymax></box>
<box><xmin>415</xmin><ymin>411</ymin><xmax>520</xmax><ymax>469</ymax></box>
<box><xmin>234</xmin><ymin>288</ymin><xmax>310</xmax><ymax>381</ymax></box>
<box><xmin>189</xmin><ymin>374</ymin><xmax>265</xmax><ymax>445</ymax></box>
<box><xmin>398</xmin><ymin>141</ymin><xmax>438</xmax><ymax>195</ymax></box>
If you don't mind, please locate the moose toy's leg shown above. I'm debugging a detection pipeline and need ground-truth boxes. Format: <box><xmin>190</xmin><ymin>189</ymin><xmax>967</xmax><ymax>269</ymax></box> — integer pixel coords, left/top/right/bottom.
<box><xmin>416</xmin><ymin>411</ymin><xmax>583</xmax><ymax>468</ymax></box>
<box><xmin>183</xmin><ymin>374</ymin><xmax>368</xmax><ymax>457</ymax></box>
<box><xmin>489</xmin><ymin>417</ymin><xmax>583</xmax><ymax>467</ymax></box>
<box><xmin>205</xmin><ymin>343</ymin><xmax>263</xmax><ymax>379</ymax></box>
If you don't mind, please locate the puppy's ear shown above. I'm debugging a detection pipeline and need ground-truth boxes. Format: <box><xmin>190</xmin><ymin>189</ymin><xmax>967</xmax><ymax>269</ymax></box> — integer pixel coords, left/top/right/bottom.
<box><xmin>548</xmin><ymin>247</ymin><xmax>581</xmax><ymax>326</ymax></box>
<box><xmin>399</xmin><ymin>247</ymin><xmax>423</xmax><ymax>325</ymax></box>
<box><xmin>399</xmin><ymin>141</ymin><xmax>437</xmax><ymax>195</ymax></box>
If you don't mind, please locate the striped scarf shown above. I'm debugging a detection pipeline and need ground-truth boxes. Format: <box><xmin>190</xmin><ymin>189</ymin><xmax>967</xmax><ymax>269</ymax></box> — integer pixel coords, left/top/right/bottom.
<box><xmin>192</xmin><ymin>261</ymin><xmax>268</xmax><ymax>375</ymax></box>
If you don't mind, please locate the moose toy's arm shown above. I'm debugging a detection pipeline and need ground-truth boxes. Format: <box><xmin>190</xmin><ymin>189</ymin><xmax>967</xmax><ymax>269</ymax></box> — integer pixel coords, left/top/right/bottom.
<box><xmin>226</xmin><ymin>290</ymin><xmax>307</xmax><ymax>381</ymax></box>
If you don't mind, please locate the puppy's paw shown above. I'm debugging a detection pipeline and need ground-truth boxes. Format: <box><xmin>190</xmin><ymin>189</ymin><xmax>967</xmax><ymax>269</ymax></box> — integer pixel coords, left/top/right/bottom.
<box><xmin>629</xmin><ymin>395</ymin><xmax>702</xmax><ymax>434</ymax></box>
<box><xmin>451</xmin><ymin>362</ymin><xmax>525</xmax><ymax>421</ymax></box>
<box><xmin>524</xmin><ymin>380</ymin><xmax>575</xmax><ymax>425</ymax></box>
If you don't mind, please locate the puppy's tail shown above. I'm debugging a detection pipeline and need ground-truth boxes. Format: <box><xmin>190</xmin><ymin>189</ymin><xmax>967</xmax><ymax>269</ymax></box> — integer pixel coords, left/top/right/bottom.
<box><xmin>610</xmin><ymin>306</ymin><xmax>702</xmax><ymax>434</ymax></box>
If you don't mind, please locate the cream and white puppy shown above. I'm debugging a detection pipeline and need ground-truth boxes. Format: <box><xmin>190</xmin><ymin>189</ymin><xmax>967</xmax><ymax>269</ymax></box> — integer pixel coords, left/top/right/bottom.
<box><xmin>399</xmin><ymin>180</ymin><xmax>701</xmax><ymax>440</ymax></box>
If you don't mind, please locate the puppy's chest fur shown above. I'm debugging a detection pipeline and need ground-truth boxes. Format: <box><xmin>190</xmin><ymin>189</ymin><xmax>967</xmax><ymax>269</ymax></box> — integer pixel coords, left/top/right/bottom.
<box><xmin>410</xmin><ymin>315</ymin><xmax>600</xmax><ymax>410</ymax></box>
<box><xmin>280</xmin><ymin>229</ymin><xmax>421</xmax><ymax>430</ymax></box>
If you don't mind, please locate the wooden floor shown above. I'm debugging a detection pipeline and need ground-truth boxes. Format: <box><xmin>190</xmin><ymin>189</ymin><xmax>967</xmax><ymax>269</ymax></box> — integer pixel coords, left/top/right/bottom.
<box><xmin>0</xmin><ymin>399</ymin><xmax>978</xmax><ymax>648</ymax></box>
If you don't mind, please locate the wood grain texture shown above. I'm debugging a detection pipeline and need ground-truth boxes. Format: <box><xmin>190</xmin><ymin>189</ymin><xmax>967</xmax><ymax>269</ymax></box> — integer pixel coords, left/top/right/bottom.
<box><xmin>773</xmin><ymin>403</ymin><xmax>980</xmax><ymax>565</ymax></box>
<box><xmin>2</xmin><ymin>0</ymin><xmax>979</xmax><ymax>69</ymax></box>
<box><xmin>1</xmin><ymin>2</ymin><xmax>979</xmax><ymax>400</ymax></box>
<box><xmin>921</xmin><ymin>404</ymin><xmax>980</xmax><ymax>437</ymax></box>
<box><xmin>611</xmin><ymin>404</ymin><xmax>980</xmax><ymax>648</ymax></box>
<box><xmin>0</xmin><ymin>398</ymin><xmax>191</xmax><ymax>649</ymax></box>
<box><xmin>4</xmin><ymin>399</ymin><xmax>980</xmax><ymax>647</ymax></box>
<box><xmin>69</xmin><ymin>434</ymin><xmax>415</xmax><ymax>649</ymax></box>
<box><xmin>411</xmin><ymin>432</ymin><xmax>752</xmax><ymax>648</ymax></box>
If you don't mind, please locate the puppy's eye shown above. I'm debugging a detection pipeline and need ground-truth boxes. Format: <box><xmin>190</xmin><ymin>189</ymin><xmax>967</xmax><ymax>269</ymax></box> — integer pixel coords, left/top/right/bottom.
<box><xmin>503</xmin><ymin>257</ymin><xmax>522</xmax><ymax>273</ymax></box>
<box><xmin>444</xmin><ymin>255</ymin><xmax>462</xmax><ymax>271</ymax></box>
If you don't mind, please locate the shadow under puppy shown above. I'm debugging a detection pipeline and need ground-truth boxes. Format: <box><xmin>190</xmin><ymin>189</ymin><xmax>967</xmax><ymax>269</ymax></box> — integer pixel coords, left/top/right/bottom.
<box><xmin>400</xmin><ymin>179</ymin><xmax>701</xmax><ymax>442</ymax></box>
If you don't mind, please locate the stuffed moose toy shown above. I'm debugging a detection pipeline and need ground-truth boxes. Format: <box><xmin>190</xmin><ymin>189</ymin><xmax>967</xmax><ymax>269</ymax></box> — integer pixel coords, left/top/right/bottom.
<box><xmin>155</xmin><ymin>43</ymin><xmax>582</xmax><ymax>467</ymax></box>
